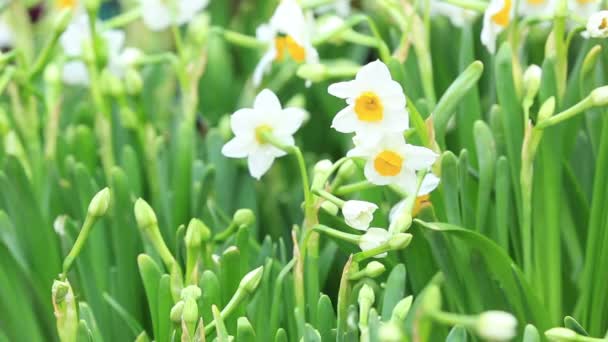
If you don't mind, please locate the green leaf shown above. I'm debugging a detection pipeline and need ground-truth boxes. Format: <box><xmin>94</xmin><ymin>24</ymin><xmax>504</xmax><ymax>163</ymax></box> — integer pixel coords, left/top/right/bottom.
<box><xmin>381</xmin><ymin>264</ymin><xmax>406</xmax><ymax>321</ymax></box>
<box><xmin>237</xmin><ymin>317</ymin><xmax>256</xmax><ymax>342</ymax></box>
<box><xmin>473</xmin><ymin>120</ymin><xmax>496</xmax><ymax>232</ymax></box>
<box><xmin>446</xmin><ymin>325</ymin><xmax>467</xmax><ymax>342</ymax></box>
<box><xmin>317</xmin><ymin>294</ymin><xmax>337</xmax><ymax>342</ymax></box>
<box><xmin>137</xmin><ymin>254</ymin><xmax>163</xmax><ymax>339</ymax></box>
<box><xmin>564</xmin><ymin>316</ymin><xmax>589</xmax><ymax>336</ymax></box>
<box><xmin>522</xmin><ymin>324</ymin><xmax>540</xmax><ymax>342</ymax></box>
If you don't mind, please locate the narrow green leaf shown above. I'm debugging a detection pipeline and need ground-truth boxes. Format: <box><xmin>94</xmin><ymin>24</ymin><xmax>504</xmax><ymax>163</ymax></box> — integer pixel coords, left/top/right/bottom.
<box><xmin>381</xmin><ymin>264</ymin><xmax>406</xmax><ymax>321</ymax></box>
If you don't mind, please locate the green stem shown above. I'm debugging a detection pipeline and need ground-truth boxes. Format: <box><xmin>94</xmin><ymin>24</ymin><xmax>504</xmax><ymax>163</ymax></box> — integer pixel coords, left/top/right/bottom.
<box><xmin>313</xmin><ymin>224</ymin><xmax>361</xmax><ymax>244</ymax></box>
<box><xmin>536</xmin><ymin>96</ymin><xmax>593</xmax><ymax>129</ymax></box>
<box><xmin>429</xmin><ymin>311</ymin><xmax>477</xmax><ymax>327</ymax></box>
<box><xmin>334</xmin><ymin>180</ymin><xmax>376</xmax><ymax>196</ymax></box>
<box><xmin>314</xmin><ymin>189</ymin><xmax>345</xmax><ymax>207</ymax></box>
<box><xmin>442</xmin><ymin>0</ymin><xmax>487</xmax><ymax>11</ymax></box>
<box><xmin>211</xmin><ymin>27</ymin><xmax>266</xmax><ymax>49</ymax></box>
<box><xmin>61</xmin><ymin>214</ymin><xmax>99</xmax><ymax>279</ymax></box>
<box><xmin>103</xmin><ymin>7</ymin><xmax>142</xmax><ymax>29</ymax></box>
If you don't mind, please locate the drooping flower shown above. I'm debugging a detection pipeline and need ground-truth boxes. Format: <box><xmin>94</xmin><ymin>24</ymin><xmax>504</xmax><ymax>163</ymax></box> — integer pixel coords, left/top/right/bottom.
<box><xmin>518</xmin><ymin>0</ymin><xmax>556</xmax><ymax>16</ymax></box>
<box><xmin>481</xmin><ymin>0</ymin><xmax>514</xmax><ymax>53</ymax></box>
<box><xmin>328</xmin><ymin>60</ymin><xmax>409</xmax><ymax>140</ymax></box>
<box><xmin>347</xmin><ymin>133</ymin><xmax>438</xmax><ymax>187</ymax></box>
<box><xmin>569</xmin><ymin>0</ymin><xmax>601</xmax><ymax>20</ymax></box>
<box><xmin>221</xmin><ymin>89</ymin><xmax>306</xmax><ymax>179</ymax></box>
<box><xmin>389</xmin><ymin>173</ymin><xmax>440</xmax><ymax>222</ymax></box>
<box><xmin>342</xmin><ymin>200</ymin><xmax>378</xmax><ymax>231</ymax></box>
<box><xmin>430</xmin><ymin>0</ymin><xmax>478</xmax><ymax>27</ymax></box>
<box><xmin>253</xmin><ymin>0</ymin><xmax>319</xmax><ymax>86</ymax></box>
<box><xmin>140</xmin><ymin>0</ymin><xmax>209</xmax><ymax>31</ymax></box>
<box><xmin>475</xmin><ymin>311</ymin><xmax>517</xmax><ymax>341</ymax></box>
<box><xmin>359</xmin><ymin>228</ymin><xmax>391</xmax><ymax>258</ymax></box>
<box><xmin>582</xmin><ymin>10</ymin><xmax>608</xmax><ymax>38</ymax></box>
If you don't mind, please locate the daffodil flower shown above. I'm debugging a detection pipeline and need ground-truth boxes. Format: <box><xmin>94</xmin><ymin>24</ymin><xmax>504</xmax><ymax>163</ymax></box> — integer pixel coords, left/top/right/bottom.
<box><xmin>253</xmin><ymin>0</ymin><xmax>319</xmax><ymax>86</ymax></box>
<box><xmin>582</xmin><ymin>11</ymin><xmax>608</xmax><ymax>38</ymax></box>
<box><xmin>389</xmin><ymin>173</ymin><xmax>440</xmax><ymax>222</ymax></box>
<box><xmin>518</xmin><ymin>0</ymin><xmax>556</xmax><ymax>16</ymax></box>
<box><xmin>328</xmin><ymin>60</ymin><xmax>409</xmax><ymax>140</ymax></box>
<box><xmin>569</xmin><ymin>0</ymin><xmax>601</xmax><ymax>20</ymax></box>
<box><xmin>358</xmin><ymin>228</ymin><xmax>391</xmax><ymax>258</ymax></box>
<box><xmin>475</xmin><ymin>311</ymin><xmax>517</xmax><ymax>341</ymax></box>
<box><xmin>430</xmin><ymin>1</ymin><xmax>478</xmax><ymax>27</ymax></box>
<box><xmin>481</xmin><ymin>0</ymin><xmax>514</xmax><ymax>53</ymax></box>
<box><xmin>342</xmin><ymin>200</ymin><xmax>378</xmax><ymax>231</ymax></box>
<box><xmin>347</xmin><ymin>133</ymin><xmax>438</xmax><ymax>187</ymax></box>
<box><xmin>221</xmin><ymin>89</ymin><xmax>306</xmax><ymax>179</ymax></box>
<box><xmin>139</xmin><ymin>0</ymin><xmax>209</xmax><ymax>31</ymax></box>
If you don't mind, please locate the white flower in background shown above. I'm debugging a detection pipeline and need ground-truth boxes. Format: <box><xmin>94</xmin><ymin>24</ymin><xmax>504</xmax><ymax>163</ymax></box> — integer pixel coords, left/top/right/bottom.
<box><xmin>328</xmin><ymin>60</ymin><xmax>409</xmax><ymax>140</ymax></box>
<box><xmin>518</xmin><ymin>0</ymin><xmax>556</xmax><ymax>16</ymax></box>
<box><xmin>475</xmin><ymin>311</ymin><xmax>517</xmax><ymax>341</ymax></box>
<box><xmin>582</xmin><ymin>11</ymin><xmax>608</xmax><ymax>38</ymax></box>
<box><xmin>222</xmin><ymin>89</ymin><xmax>306</xmax><ymax>179</ymax></box>
<box><xmin>359</xmin><ymin>228</ymin><xmax>390</xmax><ymax>258</ymax></box>
<box><xmin>347</xmin><ymin>133</ymin><xmax>438</xmax><ymax>187</ymax></box>
<box><xmin>0</xmin><ymin>20</ymin><xmax>14</xmax><ymax>50</ymax></box>
<box><xmin>430</xmin><ymin>1</ymin><xmax>478</xmax><ymax>27</ymax></box>
<box><xmin>480</xmin><ymin>0</ymin><xmax>514</xmax><ymax>53</ymax></box>
<box><xmin>140</xmin><ymin>0</ymin><xmax>209</xmax><ymax>31</ymax></box>
<box><xmin>253</xmin><ymin>0</ymin><xmax>319</xmax><ymax>86</ymax></box>
<box><xmin>316</xmin><ymin>0</ymin><xmax>351</xmax><ymax>17</ymax></box>
<box><xmin>389</xmin><ymin>173</ymin><xmax>440</xmax><ymax>222</ymax></box>
<box><xmin>569</xmin><ymin>0</ymin><xmax>601</xmax><ymax>20</ymax></box>
<box><xmin>342</xmin><ymin>200</ymin><xmax>378</xmax><ymax>231</ymax></box>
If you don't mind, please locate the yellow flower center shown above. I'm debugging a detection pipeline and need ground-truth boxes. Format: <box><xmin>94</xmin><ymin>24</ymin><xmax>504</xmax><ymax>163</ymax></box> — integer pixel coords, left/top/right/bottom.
<box><xmin>491</xmin><ymin>0</ymin><xmax>512</xmax><ymax>27</ymax></box>
<box><xmin>576</xmin><ymin>0</ymin><xmax>595</xmax><ymax>4</ymax></box>
<box><xmin>373</xmin><ymin>150</ymin><xmax>403</xmax><ymax>177</ymax></box>
<box><xmin>57</xmin><ymin>0</ymin><xmax>78</xmax><ymax>9</ymax></box>
<box><xmin>354</xmin><ymin>92</ymin><xmax>384</xmax><ymax>122</ymax></box>
<box><xmin>526</xmin><ymin>0</ymin><xmax>545</xmax><ymax>5</ymax></box>
<box><xmin>412</xmin><ymin>194</ymin><xmax>431</xmax><ymax>217</ymax></box>
<box><xmin>274</xmin><ymin>36</ymin><xmax>306</xmax><ymax>63</ymax></box>
<box><xmin>600</xmin><ymin>18</ymin><xmax>608</xmax><ymax>30</ymax></box>
<box><xmin>255</xmin><ymin>124</ymin><xmax>273</xmax><ymax>144</ymax></box>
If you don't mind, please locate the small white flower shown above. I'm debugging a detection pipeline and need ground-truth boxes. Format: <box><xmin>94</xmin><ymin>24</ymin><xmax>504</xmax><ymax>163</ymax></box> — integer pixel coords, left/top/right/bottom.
<box><xmin>481</xmin><ymin>0</ymin><xmax>514</xmax><ymax>53</ymax></box>
<box><xmin>221</xmin><ymin>89</ymin><xmax>306</xmax><ymax>179</ymax></box>
<box><xmin>140</xmin><ymin>0</ymin><xmax>209</xmax><ymax>31</ymax></box>
<box><xmin>347</xmin><ymin>133</ymin><xmax>438</xmax><ymax>187</ymax></box>
<box><xmin>359</xmin><ymin>228</ymin><xmax>391</xmax><ymax>258</ymax></box>
<box><xmin>0</xmin><ymin>19</ymin><xmax>14</xmax><ymax>50</ymax></box>
<box><xmin>389</xmin><ymin>173</ymin><xmax>440</xmax><ymax>222</ymax></box>
<box><xmin>430</xmin><ymin>1</ymin><xmax>478</xmax><ymax>27</ymax></box>
<box><xmin>475</xmin><ymin>311</ymin><xmax>517</xmax><ymax>341</ymax></box>
<box><xmin>253</xmin><ymin>0</ymin><xmax>319</xmax><ymax>86</ymax></box>
<box><xmin>582</xmin><ymin>11</ymin><xmax>608</xmax><ymax>38</ymax></box>
<box><xmin>518</xmin><ymin>0</ymin><xmax>556</xmax><ymax>16</ymax></box>
<box><xmin>569</xmin><ymin>0</ymin><xmax>601</xmax><ymax>20</ymax></box>
<box><xmin>342</xmin><ymin>200</ymin><xmax>378</xmax><ymax>230</ymax></box>
<box><xmin>328</xmin><ymin>60</ymin><xmax>409</xmax><ymax>140</ymax></box>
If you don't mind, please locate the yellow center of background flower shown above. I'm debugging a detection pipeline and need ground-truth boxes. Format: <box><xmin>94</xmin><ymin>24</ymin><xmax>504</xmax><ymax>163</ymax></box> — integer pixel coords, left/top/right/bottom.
<box><xmin>413</xmin><ymin>194</ymin><xmax>431</xmax><ymax>217</ymax></box>
<box><xmin>274</xmin><ymin>36</ymin><xmax>306</xmax><ymax>62</ymax></box>
<box><xmin>354</xmin><ymin>92</ymin><xmax>383</xmax><ymax>122</ymax></box>
<box><xmin>57</xmin><ymin>0</ymin><xmax>78</xmax><ymax>9</ymax></box>
<box><xmin>600</xmin><ymin>18</ymin><xmax>608</xmax><ymax>30</ymax></box>
<box><xmin>255</xmin><ymin>125</ymin><xmax>273</xmax><ymax>144</ymax></box>
<box><xmin>373</xmin><ymin>150</ymin><xmax>402</xmax><ymax>176</ymax></box>
<box><xmin>491</xmin><ymin>0</ymin><xmax>512</xmax><ymax>27</ymax></box>
<box><xmin>576</xmin><ymin>0</ymin><xmax>595</xmax><ymax>4</ymax></box>
<box><xmin>526</xmin><ymin>0</ymin><xmax>545</xmax><ymax>5</ymax></box>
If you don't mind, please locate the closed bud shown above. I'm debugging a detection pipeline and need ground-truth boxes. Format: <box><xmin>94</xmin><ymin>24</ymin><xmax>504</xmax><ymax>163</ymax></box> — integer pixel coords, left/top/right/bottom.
<box><xmin>388</xmin><ymin>233</ymin><xmax>413</xmax><ymax>250</ymax></box>
<box><xmin>537</xmin><ymin>97</ymin><xmax>556</xmax><ymax>123</ymax></box>
<box><xmin>297</xmin><ymin>63</ymin><xmax>327</xmax><ymax>83</ymax></box>
<box><xmin>181</xmin><ymin>285</ymin><xmax>202</xmax><ymax>300</ymax></box>
<box><xmin>134</xmin><ymin>198</ymin><xmax>158</xmax><ymax>230</ymax></box>
<box><xmin>239</xmin><ymin>266</ymin><xmax>264</xmax><ymax>293</ymax></box>
<box><xmin>52</xmin><ymin>280</ymin><xmax>70</xmax><ymax>303</ymax></box>
<box><xmin>125</xmin><ymin>69</ymin><xmax>143</xmax><ymax>95</ymax></box>
<box><xmin>475</xmin><ymin>311</ymin><xmax>517</xmax><ymax>341</ymax></box>
<box><xmin>187</xmin><ymin>14</ymin><xmax>210</xmax><ymax>46</ymax></box>
<box><xmin>314</xmin><ymin>159</ymin><xmax>333</xmax><ymax>175</ymax></box>
<box><xmin>182</xmin><ymin>298</ymin><xmax>199</xmax><ymax>324</ymax></box>
<box><xmin>185</xmin><ymin>219</ymin><xmax>206</xmax><ymax>248</ymax></box>
<box><xmin>523</xmin><ymin>65</ymin><xmax>542</xmax><ymax>101</ymax></box>
<box><xmin>364</xmin><ymin>261</ymin><xmax>385</xmax><ymax>278</ymax></box>
<box><xmin>233</xmin><ymin>208</ymin><xmax>255</xmax><ymax>227</ymax></box>
<box><xmin>320</xmin><ymin>201</ymin><xmax>339</xmax><ymax>216</ymax></box>
<box><xmin>391</xmin><ymin>296</ymin><xmax>413</xmax><ymax>322</ymax></box>
<box><xmin>337</xmin><ymin>159</ymin><xmax>357</xmax><ymax>179</ymax></box>
<box><xmin>544</xmin><ymin>327</ymin><xmax>577</xmax><ymax>341</ymax></box>
<box><xmin>84</xmin><ymin>0</ymin><xmax>101</xmax><ymax>14</ymax></box>
<box><xmin>358</xmin><ymin>284</ymin><xmax>375</xmax><ymax>306</ymax></box>
<box><xmin>87</xmin><ymin>187</ymin><xmax>110</xmax><ymax>217</ymax></box>
<box><xmin>379</xmin><ymin>322</ymin><xmax>403</xmax><ymax>342</ymax></box>
<box><xmin>591</xmin><ymin>86</ymin><xmax>608</xmax><ymax>106</ymax></box>
<box><xmin>44</xmin><ymin>63</ymin><xmax>61</xmax><ymax>84</ymax></box>
<box><xmin>100</xmin><ymin>70</ymin><xmax>124</xmax><ymax>97</ymax></box>
<box><xmin>170</xmin><ymin>301</ymin><xmax>184</xmax><ymax>323</ymax></box>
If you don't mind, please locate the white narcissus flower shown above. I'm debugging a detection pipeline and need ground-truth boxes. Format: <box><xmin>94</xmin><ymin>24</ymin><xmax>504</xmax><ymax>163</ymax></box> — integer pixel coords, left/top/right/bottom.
<box><xmin>475</xmin><ymin>311</ymin><xmax>517</xmax><ymax>341</ymax></box>
<box><xmin>430</xmin><ymin>1</ymin><xmax>478</xmax><ymax>27</ymax></box>
<box><xmin>359</xmin><ymin>228</ymin><xmax>390</xmax><ymax>258</ymax></box>
<box><xmin>140</xmin><ymin>0</ymin><xmax>209</xmax><ymax>31</ymax></box>
<box><xmin>221</xmin><ymin>89</ymin><xmax>306</xmax><ymax>179</ymax></box>
<box><xmin>328</xmin><ymin>60</ymin><xmax>409</xmax><ymax>140</ymax></box>
<box><xmin>481</xmin><ymin>0</ymin><xmax>514</xmax><ymax>53</ymax></box>
<box><xmin>253</xmin><ymin>0</ymin><xmax>319</xmax><ymax>86</ymax></box>
<box><xmin>582</xmin><ymin>11</ymin><xmax>608</xmax><ymax>38</ymax></box>
<box><xmin>342</xmin><ymin>200</ymin><xmax>379</xmax><ymax>231</ymax></box>
<box><xmin>347</xmin><ymin>133</ymin><xmax>438</xmax><ymax>187</ymax></box>
<box><xmin>518</xmin><ymin>0</ymin><xmax>556</xmax><ymax>16</ymax></box>
<box><xmin>569</xmin><ymin>0</ymin><xmax>601</xmax><ymax>20</ymax></box>
<box><xmin>389</xmin><ymin>173</ymin><xmax>441</xmax><ymax>222</ymax></box>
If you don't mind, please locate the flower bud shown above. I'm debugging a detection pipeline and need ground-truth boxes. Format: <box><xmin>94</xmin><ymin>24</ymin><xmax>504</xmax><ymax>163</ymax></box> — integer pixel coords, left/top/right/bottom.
<box><xmin>182</xmin><ymin>298</ymin><xmax>199</xmax><ymax>324</ymax></box>
<box><xmin>388</xmin><ymin>233</ymin><xmax>413</xmax><ymax>250</ymax></box>
<box><xmin>475</xmin><ymin>311</ymin><xmax>517</xmax><ymax>341</ymax></box>
<box><xmin>358</xmin><ymin>284</ymin><xmax>375</xmax><ymax>306</ymax></box>
<box><xmin>239</xmin><ymin>266</ymin><xmax>264</xmax><ymax>293</ymax></box>
<box><xmin>314</xmin><ymin>159</ymin><xmax>333</xmax><ymax>175</ymax></box>
<box><xmin>523</xmin><ymin>64</ymin><xmax>541</xmax><ymax>102</ymax></box>
<box><xmin>181</xmin><ymin>285</ymin><xmax>202</xmax><ymax>300</ymax></box>
<box><xmin>52</xmin><ymin>280</ymin><xmax>78</xmax><ymax>342</ymax></box>
<box><xmin>44</xmin><ymin>63</ymin><xmax>61</xmax><ymax>84</ymax></box>
<box><xmin>297</xmin><ymin>63</ymin><xmax>327</xmax><ymax>83</ymax></box>
<box><xmin>170</xmin><ymin>301</ymin><xmax>184</xmax><ymax>323</ymax></box>
<box><xmin>134</xmin><ymin>198</ymin><xmax>158</xmax><ymax>230</ymax></box>
<box><xmin>87</xmin><ymin>187</ymin><xmax>110</xmax><ymax>217</ymax></box>
<box><xmin>337</xmin><ymin>159</ymin><xmax>357</xmax><ymax>179</ymax></box>
<box><xmin>233</xmin><ymin>208</ymin><xmax>255</xmax><ymax>227</ymax></box>
<box><xmin>379</xmin><ymin>322</ymin><xmax>403</xmax><ymax>342</ymax></box>
<box><xmin>544</xmin><ymin>327</ymin><xmax>577</xmax><ymax>341</ymax></box>
<box><xmin>591</xmin><ymin>86</ymin><xmax>608</xmax><ymax>106</ymax></box>
<box><xmin>391</xmin><ymin>296</ymin><xmax>413</xmax><ymax>322</ymax></box>
<box><xmin>125</xmin><ymin>69</ymin><xmax>143</xmax><ymax>95</ymax></box>
<box><xmin>185</xmin><ymin>219</ymin><xmax>210</xmax><ymax>248</ymax></box>
<box><xmin>320</xmin><ymin>201</ymin><xmax>340</xmax><ymax>216</ymax></box>
<box><xmin>100</xmin><ymin>69</ymin><xmax>124</xmax><ymax>97</ymax></box>
<box><xmin>363</xmin><ymin>261</ymin><xmax>385</xmax><ymax>278</ymax></box>
<box><xmin>84</xmin><ymin>0</ymin><xmax>101</xmax><ymax>14</ymax></box>
<box><xmin>537</xmin><ymin>96</ymin><xmax>556</xmax><ymax>123</ymax></box>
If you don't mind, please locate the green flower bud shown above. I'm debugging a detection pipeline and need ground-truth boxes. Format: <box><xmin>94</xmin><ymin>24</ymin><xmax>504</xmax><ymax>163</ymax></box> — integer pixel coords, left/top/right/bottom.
<box><xmin>233</xmin><ymin>209</ymin><xmax>255</xmax><ymax>227</ymax></box>
<box><xmin>590</xmin><ymin>86</ymin><xmax>608</xmax><ymax>106</ymax></box>
<box><xmin>100</xmin><ymin>69</ymin><xmax>124</xmax><ymax>97</ymax></box>
<box><xmin>297</xmin><ymin>63</ymin><xmax>327</xmax><ymax>83</ymax></box>
<box><xmin>44</xmin><ymin>63</ymin><xmax>61</xmax><ymax>84</ymax></box>
<box><xmin>320</xmin><ymin>201</ymin><xmax>339</xmax><ymax>216</ymax></box>
<box><xmin>84</xmin><ymin>0</ymin><xmax>101</xmax><ymax>14</ymax></box>
<box><xmin>52</xmin><ymin>280</ymin><xmax>70</xmax><ymax>304</ymax></box>
<box><xmin>358</xmin><ymin>284</ymin><xmax>375</xmax><ymax>306</ymax></box>
<box><xmin>314</xmin><ymin>159</ymin><xmax>333</xmax><ymax>175</ymax></box>
<box><xmin>537</xmin><ymin>97</ymin><xmax>556</xmax><ymax>124</ymax></box>
<box><xmin>87</xmin><ymin>187</ymin><xmax>111</xmax><ymax>217</ymax></box>
<box><xmin>475</xmin><ymin>311</ymin><xmax>517</xmax><ymax>341</ymax></box>
<box><xmin>182</xmin><ymin>298</ymin><xmax>199</xmax><ymax>324</ymax></box>
<box><xmin>523</xmin><ymin>64</ymin><xmax>541</xmax><ymax>102</ymax></box>
<box><xmin>391</xmin><ymin>296</ymin><xmax>413</xmax><ymax>323</ymax></box>
<box><xmin>337</xmin><ymin>159</ymin><xmax>357</xmax><ymax>179</ymax></box>
<box><xmin>363</xmin><ymin>261</ymin><xmax>385</xmax><ymax>278</ymax></box>
<box><xmin>181</xmin><ymin>285</ymin><xmax>202</xmax><ymax>300</ymax></box>
<box><xmin>134</xmin><ymin>198</ymin><xmax>158</xmax><ymax>230</ymax></box>
<box><xmin>170</xmin><ymin>301</ymin><xmax>184</xmax><ymax>323</ymax></box>
<box><xmin>187</xmin><ymin>14</ymin><xmax>210</xmax><ymax>46</ymax></box>
<box><xmin>125</xmin><ymin>69</ymin><xmax>143</xmax><ymax>95</ymax></box>
<box><xmin>239</xmin><ymin>266</ymin><xmax>264</xmax><ymax>293</ymax></box>
<box><xmin>544</xmin><ymin>327</ymin><xmax>577</xmax><ymax>341</ymax></box>
<box><xmin>52</xmin><ymin>280</ymin><xmax>78</xmax><ymax>342</ymax></box>
<box><xmin>388</xmin><ymin>233</ymin><xmax>413</xmax><ymax>250</ymax></box>
<box><xmin>185</xmin><ymin>218</ymin><xmax>211</xmax><ymax>247</ymax></box>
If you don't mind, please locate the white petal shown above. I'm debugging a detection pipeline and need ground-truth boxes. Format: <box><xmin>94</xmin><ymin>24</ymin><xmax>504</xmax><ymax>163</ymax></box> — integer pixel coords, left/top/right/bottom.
<box><xmin>382</xmin><ymin>109</ymin><xmax>410</xmax><ymax>132</ymax></box>
<box><xmin>271</xmin><ymin>135</ymin><xmax>294</xmax><ymax>153</ymax></box>
<box><xmin>0</xmin><ymin>20</ymin><xmax>14</xmax><ymax>48</ymax></box>
<box><xmin>63</xmin><ymin>61</ymin><xmax>90</xmax><ymax>86</ymax></box>
<box><xmin>254</xmin><ymin>89</ymin><xmax>282</xmax><ymax>113</ymax></box>
<box><xmin>389</xmin><ymin>199</ymin><xmax>407</xmax><ymax>223</ymax></box>
<box><xmin>103</xmin><ymin>30</ymin><xmax>125</xmax><ymax>57</ymax></box>
<box><xmin>252</xmin><ymin>48</ymin><xmax>276</xmax><ymax>87</ymax></box>
<box><xmin>276</xmin><ymin>108</ymin><xmax>306</xmax><ymax>135</ymax></box>
<box><xmin>397</xmin><ymin>171</ymin><xmax>419</xmax><ymax>195</ymax></box>
<box><xmin>359</xmin><ymin>227</ymin><xmax>390</xmax><ymax>257</ymax></box>
<box><xmin>177</xmin><ymin>0</ymin><xmax>209</xmax><ymax>24</ymax></box>
<box><xmin>342</xmin><ymin>200</ymin><xmax>378</xmax><ymax>231</ymax></box>
<box><xmin>419</xmin><ymin>173</ymin><xmax>441</xmax><ymax>195</ymax></box>
<box><xmin>60</xmin><ymin>15</ymin><xmax>90</xmax><ymax>57</ymax></box>
<box><xmin>403</xmin><ymin>144</ymin><xmax>438</xmax><ymax>170</ymax></box>
<box><xmin>328</xmin><ymin>80</ymin><xmax>360</xmax><ymax>99</ymax></box>
<box><xmin>141</xmin><ymin>0</ymin><xmax>172</xmax><ymax>31</ymax></box>
<box><xmin>230</xmin><ymin>108</ymin><xmax>259</xmax><ymax>136</ymax></box>
<box><xmin>375</xmin><ymin>80</ymin><xmax>406</xmax><ymax>109</ymax></box>
<box><xmin>331</xmin><ymin>106</ymin><xmax>359</xmax><ymax>133</ymax></box>
<box><xmin>248</xmin><ymin>149</ymin><xmax>276</xmax><ymax>179</ymax></box>
<box><xmin>221</xmin><ymin>136</ymin><xmax>253</xmax><ymax>158</ymax></box>
<box><xmin>356</xmin><ymin>60</ymin><xmax>392</xmax><ymax>85</ymax></box>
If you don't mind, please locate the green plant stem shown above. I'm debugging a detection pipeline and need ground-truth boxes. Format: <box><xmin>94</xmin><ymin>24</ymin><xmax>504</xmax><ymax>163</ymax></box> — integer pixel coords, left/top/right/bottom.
<box><xmin>313</xmin><ymin>189</ymin><xmax>345</xmax><ymax>207</ymax></box>
<box><xmin>211</xmin><ymin>27</ymin><xmax>266</xmax><ymax>49</ymax></box>
<box><xmin>536</xmin><ymin>97</ymin><xmax>593</xmax><ymax>129</ymax></box>
<box><xmin>103</xmin><ymin>7</ymin><xmax>142</xmax><ymax>29</ymax></box>
<box><xmin>61</xmin><ymin>214</ymin><xmax>99</xmax><ymax>279</ymax></box>
<box><xmin>334</xmin><ymin>180</ymin><xmax>375</xmax><ymax>196</ymax></box>
<box><xmin>442</xmin><ymin>0</ymin><xmax>487</xmax><ymax>11</ymax></box>
<box><xmin>429</xmin><ymin>311</ymin><xmax>477</xmax><ymax>328</ymax></box>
